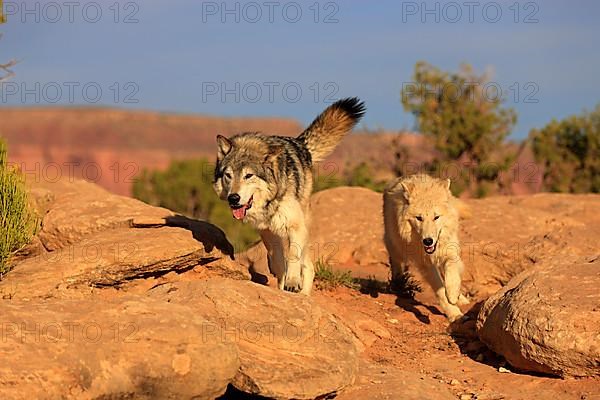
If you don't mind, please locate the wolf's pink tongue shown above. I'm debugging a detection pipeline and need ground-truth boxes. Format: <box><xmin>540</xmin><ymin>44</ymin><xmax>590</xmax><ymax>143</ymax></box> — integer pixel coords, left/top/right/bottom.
<box><xmin>232</xmin><ymin>206</ymin><xmax>246</xmax><ymax>220</ymax></box>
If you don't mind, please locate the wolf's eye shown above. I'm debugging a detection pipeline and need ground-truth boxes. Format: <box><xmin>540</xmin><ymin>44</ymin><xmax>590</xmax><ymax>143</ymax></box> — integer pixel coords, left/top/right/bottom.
<box><xmin>434</xmin><ymin>215</ymin><xmax>440</xmax><ymax>220</ymax></box>
<box><xmin>244</xmin><ymin>173</ymin><xmax>254</xmax><ymax>180</ymax></box>
<box><xmin>415</xmin><ymin>216</ymin><xmax>423</xmax><ymax>221</ymax></box>
<box><xmin>224</xmin><ymin>172</ymin><xmax>232</xmax><ymax>179</ymax></box>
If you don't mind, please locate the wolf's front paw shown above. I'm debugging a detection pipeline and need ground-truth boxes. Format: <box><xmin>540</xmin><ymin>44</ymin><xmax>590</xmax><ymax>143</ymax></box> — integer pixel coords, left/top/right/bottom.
<box><xmin>284</xmin><ymin>274</ymin><xmax>302</xmax><ymax>293</ymax></box>
<box><xmin>447</xmin><ymin>310</ymin><xmax>464</xmax><ymax>323</ymax></box>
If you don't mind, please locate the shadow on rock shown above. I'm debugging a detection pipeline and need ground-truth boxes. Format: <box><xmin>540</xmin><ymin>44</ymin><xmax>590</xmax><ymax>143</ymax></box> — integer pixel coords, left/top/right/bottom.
<box><xmin>165</xmin><ymin>215</ymin><xmax>235</xmax><ymax>258</ymax></box>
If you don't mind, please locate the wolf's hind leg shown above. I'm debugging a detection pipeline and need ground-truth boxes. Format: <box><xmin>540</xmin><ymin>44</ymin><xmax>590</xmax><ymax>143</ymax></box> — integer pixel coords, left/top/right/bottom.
<box><xmin>423</xmin><ymin>266</ymin><xmax>463</xmax><ymax>322</ymax></box>
<box><xmin>387</xmin><ymin>238</ymin><xmax>409</xmax><ymax>283</ymax></box>
<box><xmin>260</xmin><ymin>230</ymin><xmax>286</xmax><ymax>291</ymax></box>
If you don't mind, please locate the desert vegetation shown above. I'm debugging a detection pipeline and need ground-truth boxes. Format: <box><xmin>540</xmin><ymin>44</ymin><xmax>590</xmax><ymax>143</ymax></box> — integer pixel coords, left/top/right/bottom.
<box><xmin>0</xmin><ymin>140</ymin><xmax>37</xmax><ymax>276</ymax></box>
<box><xmin>530</xmin><ymin>105</ymin><xmax>600</xmax><ymax>193</ymax></box>
<box><xmin>401</xmin><ymin>62</ymin><xmax>518</xmax><ymax>197</ymax></box>
<box><xmin>0</xmin><ymin>40</ymin><xmax>36</xmax><ymax>275</ymax></box>
<box><xmin>313</xmin><ymin>260</ymin><xmax>359</xmax><ymax>290</ymax></box>
<box><xmin>397</xmin><ymin>61</ymin><xmax>599</xmax><ymax>197</ymax></box>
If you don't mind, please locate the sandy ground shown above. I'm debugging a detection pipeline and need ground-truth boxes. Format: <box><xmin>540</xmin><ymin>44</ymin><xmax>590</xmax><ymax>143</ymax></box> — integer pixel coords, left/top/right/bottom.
<box><xmin>315</xmin><ymin>287</ymin><xmax>600</xmax><ymax>400</ymax></box>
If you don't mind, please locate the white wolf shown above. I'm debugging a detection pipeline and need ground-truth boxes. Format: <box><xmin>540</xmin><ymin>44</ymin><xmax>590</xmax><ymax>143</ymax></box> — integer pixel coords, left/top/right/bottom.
<box><xmin>383</xmin><ymin>174</ymin><xmax>469</xmax><ymax>322</ymax></box>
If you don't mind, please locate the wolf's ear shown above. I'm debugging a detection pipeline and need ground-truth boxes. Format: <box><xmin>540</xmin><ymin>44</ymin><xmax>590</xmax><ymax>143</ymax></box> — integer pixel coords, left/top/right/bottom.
<box><xmin>263</xmin><ymin>145</ymin><xmax>284</xmax><ymax>178</ymax></box>
<box><xmin>264</xmin><ymin>145</ymin><xmax>284</xmax><ymax>164</ymax></box>
<box><xmin>217</xmin><ymin>135</ymin><xmax>232</xmax><ymax>160</ymax></box>
<box><xmin>400</xmin><ymin>181</ymin><xmax>412</xmax><ymax>203</ymax></box>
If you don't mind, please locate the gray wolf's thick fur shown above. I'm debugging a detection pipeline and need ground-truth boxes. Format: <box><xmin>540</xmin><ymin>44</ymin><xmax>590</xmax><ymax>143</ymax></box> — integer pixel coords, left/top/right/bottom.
<box><xmin>213</xmin><ymin>98</ymin><xmax>365</xmax><ymax>294</ymax></box>
<box><xmin>383</xmin><ymin>174</ymin><xmax>469</xmax><ymax>321</ymax></box>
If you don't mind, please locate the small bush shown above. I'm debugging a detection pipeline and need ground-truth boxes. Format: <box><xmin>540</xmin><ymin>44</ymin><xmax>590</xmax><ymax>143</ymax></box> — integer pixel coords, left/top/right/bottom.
<box><xmin>314</xmin><ymin>260</ymin><xmax>359</xmax><ymax>290</ymax></box>
<box><xmin>530</xmin><ymin>105</ymin><xmax>600</xmax><ymax>193</ymax></box>
<box><xmin>0</xmin><ymin>140</ymin><xmax>37</xmax><ymax>275</ymax></box>
<box><xmin>401</xmin><ymin>61</ymin><xmax>517</xmax><ymax>196</ymax></box>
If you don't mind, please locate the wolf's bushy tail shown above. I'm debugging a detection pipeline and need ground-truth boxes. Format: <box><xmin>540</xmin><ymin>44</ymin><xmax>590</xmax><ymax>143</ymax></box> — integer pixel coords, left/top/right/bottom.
<box><xmin>297</xmin><ymin>97</ymin><xmax>365</xmax><ymax>163</ymax></box>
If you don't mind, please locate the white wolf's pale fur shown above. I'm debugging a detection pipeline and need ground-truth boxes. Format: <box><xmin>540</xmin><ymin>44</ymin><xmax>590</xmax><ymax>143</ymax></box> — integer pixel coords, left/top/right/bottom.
<box><xmin>383</xmin><ymin>174</ymin><xmax>469</xmax><ymax>322</ymax></box>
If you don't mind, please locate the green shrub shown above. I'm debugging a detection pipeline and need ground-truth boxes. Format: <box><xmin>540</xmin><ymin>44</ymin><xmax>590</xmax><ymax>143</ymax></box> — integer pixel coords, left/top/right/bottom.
<box><xmin>132</xmin><ymin>159</ymin><xmax>260</xmax><ymax>251</ymax></box>
<box><xmin>401</xmin><ymin>61</ymin><xmax>517</xmax><ymax>195</ymax></box>
<box><xmin>530</xmin><ymin>105</ymin><xmax>600</xmax><ymax>193</ymax></box>
<box><xmin>314</xmin><ymin>260</ymin><xmax>359</xmax><ymax>290</ymax></box>
<box><xmin>0</xmin><ymin>140</ymin><xmax>37</xmax><ymax>275</ymax></box>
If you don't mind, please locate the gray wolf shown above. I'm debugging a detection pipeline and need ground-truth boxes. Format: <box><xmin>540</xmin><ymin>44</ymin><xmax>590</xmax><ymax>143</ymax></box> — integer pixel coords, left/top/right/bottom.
<box><xmin>383</xmin><ymin>174</ymin><xmax>469</xmax><ymax>321</ymax></box>
<box><xmin>213</xmin><ymin>98</ymin><xmax>365</xmax><ymax>294</ymax></box>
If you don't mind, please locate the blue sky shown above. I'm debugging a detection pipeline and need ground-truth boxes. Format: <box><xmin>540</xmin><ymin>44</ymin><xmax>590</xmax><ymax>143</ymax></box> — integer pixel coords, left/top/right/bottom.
<box><xmin>1</xmin><ymin>0</ymin><xmax>599</xmax><ymax>139</ymax></box>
